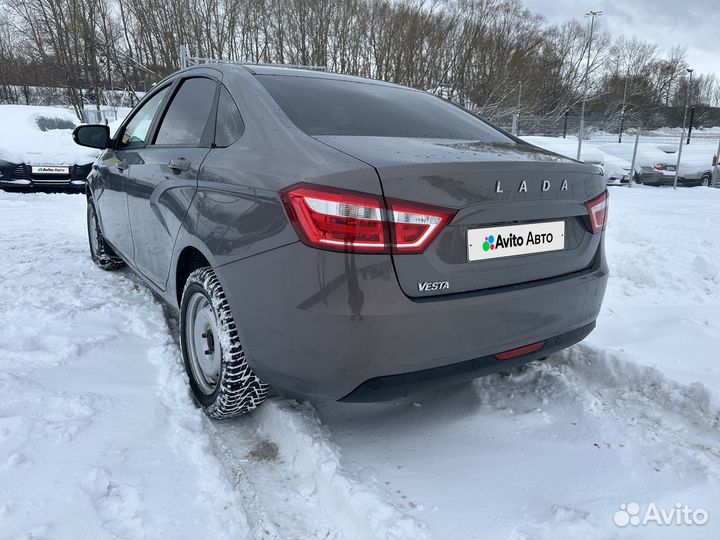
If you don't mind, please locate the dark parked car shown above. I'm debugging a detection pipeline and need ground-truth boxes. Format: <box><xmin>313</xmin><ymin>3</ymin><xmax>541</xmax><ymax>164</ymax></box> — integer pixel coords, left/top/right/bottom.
<box><xmin>0</xmin><ymin>159</ymin><xmax>92</xmax><ymax>192</ymax></box>
<box><xmin>73</xmin><ymin>64</ymin><xmax>608</xmax><ymax>418</ymax></box>
<box><xmin>638</xmin><ymin>162</ymin><xmax>713</xmax><ymax>187</ymax></box>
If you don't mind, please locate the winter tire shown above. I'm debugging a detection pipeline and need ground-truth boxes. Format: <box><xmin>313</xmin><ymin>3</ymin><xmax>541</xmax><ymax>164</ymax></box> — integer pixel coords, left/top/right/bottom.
<box><xmin>180</xmin><ymin>267</ymin><xmax>268</xmax><ymax>418</ymax></box>
<box><xmin>700</xmin><ymin>174</ymin><xmax>711</xmax><ymax>187</ymax></box>
<box><xmin>87</xmin><ymin>197</ymin><xmax>125</xmax><ymax>271</ymax></box>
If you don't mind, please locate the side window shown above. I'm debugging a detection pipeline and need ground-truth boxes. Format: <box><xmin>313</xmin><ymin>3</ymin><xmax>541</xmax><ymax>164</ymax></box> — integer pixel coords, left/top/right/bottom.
<box><xmin>215</xmin><ymin>86</ymin><xmax>245</xmax><ymax>147</ymax></box>
<box><xmin>155</xmin><ymin>78</ymin><xmax>217</xmax><ymax>146</ymax></box>
<box><xmin>119</xmin><ymin>86</ymin><xmax>169</xmax><ymax>148</ymax></box>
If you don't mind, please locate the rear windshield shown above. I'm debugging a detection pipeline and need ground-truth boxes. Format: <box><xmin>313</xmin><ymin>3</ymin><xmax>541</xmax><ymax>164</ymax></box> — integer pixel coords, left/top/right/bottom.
<box><xmin>256</xmin><ymin>75</ymin><xmax>512</xmax><ymax>142</ymax></box>
<box><xmin>36</xmin><ymin>116</ymin><xmax>76</xmax><ymax>131</ymax></box>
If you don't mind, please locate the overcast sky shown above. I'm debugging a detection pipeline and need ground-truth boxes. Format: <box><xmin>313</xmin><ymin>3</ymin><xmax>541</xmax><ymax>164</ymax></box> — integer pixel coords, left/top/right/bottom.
<box><xmin>523</xmin><ymin>0</ymin><xmax>719</xmax><ymax>77</ymax></box>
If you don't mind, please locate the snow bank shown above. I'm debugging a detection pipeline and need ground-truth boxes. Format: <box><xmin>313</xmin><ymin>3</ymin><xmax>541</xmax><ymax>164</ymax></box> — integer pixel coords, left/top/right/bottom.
<box><xmin>591</xmin><ymin>186</ymin><xmax>720</xmax><ymax>389</ymax></box>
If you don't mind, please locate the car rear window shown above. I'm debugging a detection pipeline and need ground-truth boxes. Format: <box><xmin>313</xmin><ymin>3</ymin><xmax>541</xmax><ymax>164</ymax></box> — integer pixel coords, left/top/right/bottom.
<box><xmin>36</xmin><ymin>117</ymin><xmax>76</xmax><ymax>131</ymax></box>
<box><xmin>214</xmin><ymin>86</ymin><xmax>245</xmax><ymax>146</ymax></box>
<box><xmin>256</xmin><ymin>75</ymin><xmax>512</xmax><ymax>142</ymax></box>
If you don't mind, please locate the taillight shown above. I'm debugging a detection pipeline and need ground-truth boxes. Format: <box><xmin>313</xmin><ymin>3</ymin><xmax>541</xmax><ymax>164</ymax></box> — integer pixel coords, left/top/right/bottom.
<box><xmin>585</xmin><ymin>190</ymin><xmax>608</xmax><ymax>234</ymax></box>
<box><xmin>280</xmin><ymin>185</ymin><xmax>387</xmax><ymax>252</ymax></box>
<box><xmin>387</xmin><ymin>199</ymin><xmax>455</xmax><ymax>254</ymax></box>
<box><xmin>280</xmin><ymin>184</ymin><xmax>455</xmax><ymax>254</ymax></box>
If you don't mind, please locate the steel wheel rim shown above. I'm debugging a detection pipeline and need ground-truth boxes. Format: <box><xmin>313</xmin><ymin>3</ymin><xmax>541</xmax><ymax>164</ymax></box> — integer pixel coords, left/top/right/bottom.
<box><xmin>185</xmin><ymin>292</ymin><xmax>222</xmax><ymax>395</ymax></box>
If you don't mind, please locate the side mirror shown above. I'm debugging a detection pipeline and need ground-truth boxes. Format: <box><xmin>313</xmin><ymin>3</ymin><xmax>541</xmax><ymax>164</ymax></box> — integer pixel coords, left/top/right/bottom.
<box><xmin>72</xmin><ymin>124</ymin><xmax>110</xmax><ymax>149</ymax></box>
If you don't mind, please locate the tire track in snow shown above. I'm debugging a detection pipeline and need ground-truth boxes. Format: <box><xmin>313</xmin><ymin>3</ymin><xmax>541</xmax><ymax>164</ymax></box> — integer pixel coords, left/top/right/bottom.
<box><xmin>204</xmin><ymin>414</ymin><xmax>339</xmax><ymax>539</ymax></box>
<box><xmin>202</xmin><ymin>400</ymin><xmax>426</xmax><ymax>539</ymax></box>
<box><xmin>161</xmin><ymin>308</ymin><xmax>425</xmax><ymax>539</ymax></box>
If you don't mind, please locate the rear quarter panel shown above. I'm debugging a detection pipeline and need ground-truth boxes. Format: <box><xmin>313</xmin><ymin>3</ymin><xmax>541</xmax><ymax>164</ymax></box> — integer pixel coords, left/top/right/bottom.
<box><xmin>168</xmin><ymin>68</ymin><xmax>384</xmax><ymax>306</ymax></box>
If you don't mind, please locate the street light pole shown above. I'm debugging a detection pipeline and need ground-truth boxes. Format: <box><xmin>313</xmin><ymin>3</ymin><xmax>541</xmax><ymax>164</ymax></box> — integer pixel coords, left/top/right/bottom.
<box><xmin>673</xmin><ymin>68</ymin><xmax>693</xmax><ymax>190</ymax></box>
<box><xmin>515</xmin><ymin>80</ymin><xmax>522</xmax><ymax>135</ymax></box>
<box><xmin>619</xmin><ymin>74</ymin><xmax>629</xmax><ymax>143</ymax></box>
<box><xmin>518</xmin><ymin>80</ymin><xmax>522</xmax><ymax>110</ymax></box>
<box><xmin>577</xmin><ymin>10</ymin><xmax>602</xmax><ymax>161</ymax></box>
<box><xmin>712</xmin><ymin>138</ymin><xmax>720</xmax><ymax>188</ymax></box>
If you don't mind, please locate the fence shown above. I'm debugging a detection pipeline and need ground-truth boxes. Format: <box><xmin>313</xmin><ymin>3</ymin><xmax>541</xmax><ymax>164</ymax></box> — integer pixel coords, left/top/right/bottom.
<box><xmin>493</xmin><ymin>112</ymin><xmax>720</xmax><ymax>188</ymax></box>
<box><xmin>83</xmin><ymin>106</ymin><xmax>126</xmax><ymax>124</ymax></box>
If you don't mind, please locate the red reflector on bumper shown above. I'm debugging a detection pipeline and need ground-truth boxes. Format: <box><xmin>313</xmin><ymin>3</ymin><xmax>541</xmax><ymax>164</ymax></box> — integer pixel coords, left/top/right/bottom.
<box><xmin>494</xmin><ymin>341</ymin><xmax>545</xmax><ymax>360</ymax></box>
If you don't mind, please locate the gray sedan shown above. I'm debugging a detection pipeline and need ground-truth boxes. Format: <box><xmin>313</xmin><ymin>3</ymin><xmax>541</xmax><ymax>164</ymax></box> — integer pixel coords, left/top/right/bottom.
<box><xmin>73</xmin><ymin>64</ymin><xmax>608</xmax><ymax>418</ymax></box>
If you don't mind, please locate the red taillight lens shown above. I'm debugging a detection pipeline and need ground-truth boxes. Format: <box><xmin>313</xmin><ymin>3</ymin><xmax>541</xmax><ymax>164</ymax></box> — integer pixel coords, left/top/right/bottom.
<box><xmin>280</xmin><ymin>185</ymin><xmax>388</xmax><ymax>252</ymax></box>
<box><xmin>280</xmin><ymin>184</ymin><xmax>455</xmax><ymax>254</ymax></box>
<box><xmin>585</xmin><ymin>190</ymin><xmax>608</xmax><ymax>234</ymax></box>
<box><xmin>387</xmin><ymin>199</ymin><xmax>456</xmax><ymax>254</ymax></box>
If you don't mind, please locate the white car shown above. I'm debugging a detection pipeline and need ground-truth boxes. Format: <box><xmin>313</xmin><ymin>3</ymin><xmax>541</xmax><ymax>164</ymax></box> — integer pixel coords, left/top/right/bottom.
<box><xmin>522</xmin><ymin>136</ymin><xmax>621</xmax><ymax>184</ymax></box>
<box><xmin>0</xmin><ymin>105</ymin><xmax>99</xmax><ymax>192</ymax></box>
<box><xmin>601</xmin><ymin>141</ymin><xmax>714</xmax><ymax>187</ymax></box>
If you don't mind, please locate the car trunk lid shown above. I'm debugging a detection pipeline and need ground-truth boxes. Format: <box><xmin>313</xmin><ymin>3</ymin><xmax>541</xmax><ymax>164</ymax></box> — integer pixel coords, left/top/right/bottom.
<box><xmin>315</xmin><ymin>136</ymin><xmax>606</xmax><ymax>297</ymax></box>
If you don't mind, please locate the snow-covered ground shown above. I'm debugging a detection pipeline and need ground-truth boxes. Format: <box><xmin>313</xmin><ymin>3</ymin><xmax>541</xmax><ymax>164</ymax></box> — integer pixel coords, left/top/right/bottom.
<box><xmin>316</xmin><ymin>186</ymin><xmax>720</xmax><ymax>539</ymax></box>
<box><xmin>1</xmin><ymin>185</ymin><xmax>718</xmax><ymax>539</ymax></box>
<box><xmin>0</xmin><ymin>193</ymin><xmax>423</xmax><ymax>539</ymax></box>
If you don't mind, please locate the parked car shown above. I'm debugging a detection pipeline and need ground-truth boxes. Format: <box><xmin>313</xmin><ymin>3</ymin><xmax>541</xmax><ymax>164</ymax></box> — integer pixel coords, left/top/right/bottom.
<box><xmin>521</xmin><ymin>136</ymin><xmax>629</xmax><ymax>186</ymax></box>
<box><xmin>638</xmin><ymin>162</ymin><xmax>712</xmax><ymax>187</ymax></box>
<box><xmin>73</xmin><ymin>64</ymin><xmax>609</xmax><ymax>418</ymax></box>
<box><xmin>0</xmin><ymin>105</ymin><xmax>96</xmax><ymax>192</ymax></box>
<box><xmin>601</xmin><ymin>155</ymin><xmax>633</xmax><ymax>186</ymax></box>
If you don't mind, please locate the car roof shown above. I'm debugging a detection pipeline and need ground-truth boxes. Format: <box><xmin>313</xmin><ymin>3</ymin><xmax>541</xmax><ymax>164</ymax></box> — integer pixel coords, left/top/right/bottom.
<box><xmin>192</xmin><ymin>62</ymin><xmax>405</xmax><ymax>89</ymax></box>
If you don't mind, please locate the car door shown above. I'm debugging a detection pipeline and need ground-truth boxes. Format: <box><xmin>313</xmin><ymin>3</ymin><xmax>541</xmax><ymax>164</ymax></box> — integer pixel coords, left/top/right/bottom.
<box><xmin>126</xmin><ymin>76</ymin><xmax>219</xmax><ymax>289</ymax></box>
<box><xmin>96</xmin><ymin>85</ymin><xmax>171</xmax><ymax>260</ymax></box>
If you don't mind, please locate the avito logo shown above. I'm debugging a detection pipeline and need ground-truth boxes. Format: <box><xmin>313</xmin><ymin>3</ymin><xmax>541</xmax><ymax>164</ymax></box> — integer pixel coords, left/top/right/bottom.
<box><xmin>468</xmin><ymin>221</ymin><xmax>564</xmax><ymax>262</ymax></box>
<box><xmin>483</xmin><ymin>231</ymin><xmax>554</xmax><ymax>252</ymax></box>
<box><xmin>613</xmin><ymin>502</ymin><xmax>709</xmax><ymax>527</ymax></box>
<box><xmin>482</xmin><ymin>235</ymin><xmax>497</xmax><ymax>252</ymax></box>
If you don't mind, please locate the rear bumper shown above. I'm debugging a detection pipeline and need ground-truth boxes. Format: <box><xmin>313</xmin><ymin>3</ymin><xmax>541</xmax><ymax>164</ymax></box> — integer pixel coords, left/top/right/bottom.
<box><xmin>341</xmin><ymin>322</ymin><xmax>595</xmax><ymax>401</ymax></box>
<box><xmin>639</xmin><ymin>172</ymin><xmax>701</xmax><ymax>186</ymax></box>
<box><xmin>215</xmin><ymin>240</ymin><xmax>608</xmax><ymax>401</ymax></box>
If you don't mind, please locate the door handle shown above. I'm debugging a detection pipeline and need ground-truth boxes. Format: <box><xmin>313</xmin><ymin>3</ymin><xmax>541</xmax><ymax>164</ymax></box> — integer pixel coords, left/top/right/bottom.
<box><xmin>117</xmin><ymin>159</ymin><xmax>128</xmax><ymax>171</ymax></box>
<box><xmin>169</xmin><ymin>157</ymin><xmax>191</xmax><ymax>173</ymax></box>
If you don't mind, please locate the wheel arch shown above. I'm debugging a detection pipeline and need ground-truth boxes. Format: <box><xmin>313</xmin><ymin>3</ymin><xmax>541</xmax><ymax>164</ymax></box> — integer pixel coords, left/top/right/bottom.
<box><xmin>174</xmin><ymin>245</ymin><xmax>213</xmax><ymax>308</ymax></box>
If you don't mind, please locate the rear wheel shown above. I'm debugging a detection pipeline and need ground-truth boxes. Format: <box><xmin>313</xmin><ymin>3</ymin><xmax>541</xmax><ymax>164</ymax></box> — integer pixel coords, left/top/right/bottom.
<box><xmin>87</xmin><ymin>197</ymin><xmax>125</xmax><ymax>271</ymax></box>
<box><xmin>180</xmin><ymin>267</ymin><xmax>268</xmax><ymax>418</ymax></box>
<box><xmin>700</xmin><ymin>174</ymin><xmax>711</xmax><ymax>187</ymax></box>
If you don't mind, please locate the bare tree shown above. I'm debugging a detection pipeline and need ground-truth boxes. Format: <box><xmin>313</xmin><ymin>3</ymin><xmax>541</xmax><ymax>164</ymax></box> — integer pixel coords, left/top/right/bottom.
<box><xmin>1</xmin><ymin>0</ymin><xmax>718</xmax><ymax>129</ymax></box>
